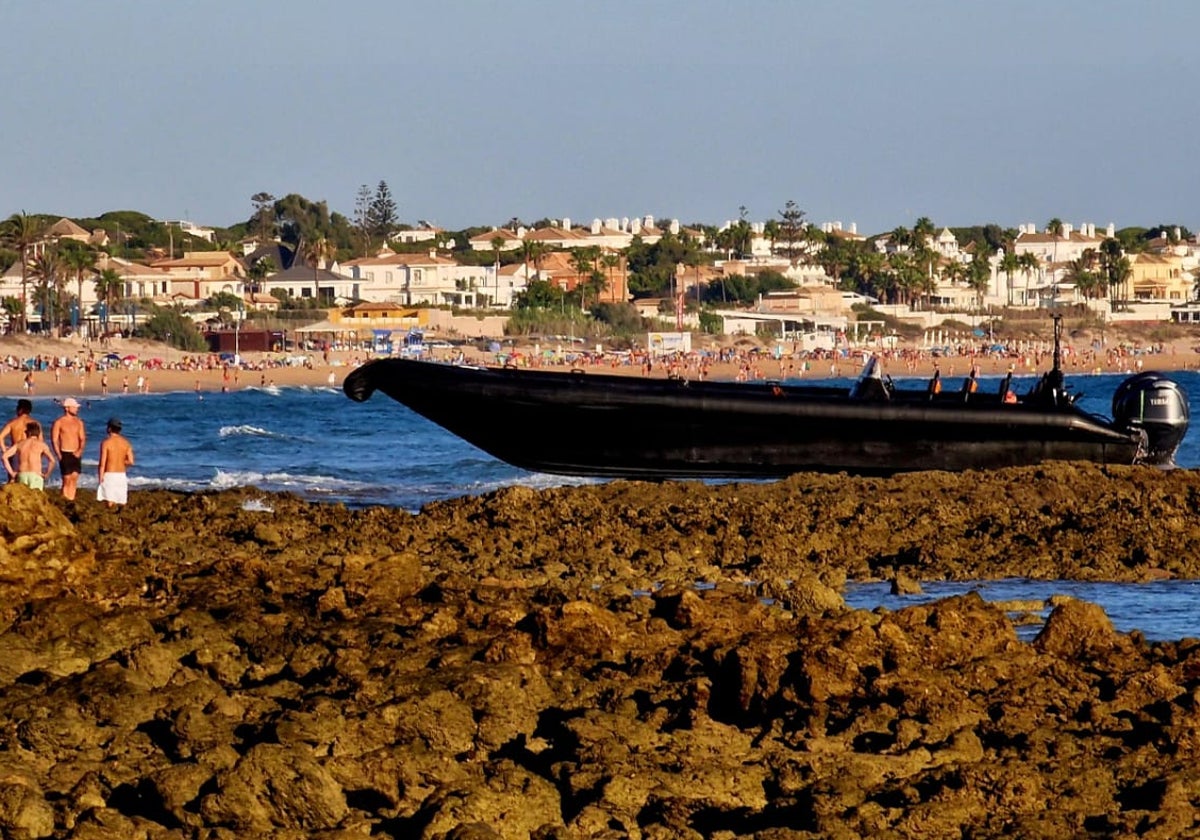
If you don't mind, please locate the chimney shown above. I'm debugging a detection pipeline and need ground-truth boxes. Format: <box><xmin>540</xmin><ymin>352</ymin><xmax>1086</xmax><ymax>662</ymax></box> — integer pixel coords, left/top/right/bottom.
<box><xmin>849</xmin><ymin>222</ymin><xmax>857</xmax><ymax>235</ymax></box>
<box><xmin>591</xmin><ymin>219</ymin><xmax>601</xmax><ymax>234</ymax></box>
<box><xmin>1174</xmin><ymin>226</ymin><xmax>1181</xmax><ymax>241</ymax></box>
<box><xmin>644</xmin><ymin>214</ymin><xmax>654</xmax><ymax>229</ymax></box>
<box><xmin>562</xmin><ymin>217</ymin><xmax>571</xmax><ymax>231</ymax></box>
<box><xmin>621</xmin><ymin>216</ymin><xmax>629</xmax><ymax>231</ymax></box>
<box><xmin>833</xmin><ymin>221</ymin><xmax>842</xmax><ymax>231</ymax></box>
<box><xmin>669</xmin><ymin>219</ymin><xmax>680</xmax><ymax>235</ymax></box>
<box><xmin>1106</xmin><ymin>222</ymin><xmax>1115</xmax><ymax>238</ymax></box>
<box><xmin>1062</xmin><ymin>223</ymin><xmax>1072</xmax><ymax>238</ymax></box>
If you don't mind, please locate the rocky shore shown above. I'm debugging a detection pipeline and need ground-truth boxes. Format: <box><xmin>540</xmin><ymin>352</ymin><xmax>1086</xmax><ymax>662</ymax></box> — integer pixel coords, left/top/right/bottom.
<box><xmin>4</xmin><ymin>463</ymin><xmax>1200</xmax><ymax>838</ymax></box>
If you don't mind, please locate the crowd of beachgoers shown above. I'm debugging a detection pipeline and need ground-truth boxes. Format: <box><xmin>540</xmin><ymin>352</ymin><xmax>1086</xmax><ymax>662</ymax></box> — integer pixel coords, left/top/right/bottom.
<box><xmin>487</xmin><ymin>336</ymin><xmax>1191</xmax><ymax>383</ymax></box>
<box><xmin>0</xmin><ymin>328</ymin><xmax>1195</xmax><ymax>398</ymax></box>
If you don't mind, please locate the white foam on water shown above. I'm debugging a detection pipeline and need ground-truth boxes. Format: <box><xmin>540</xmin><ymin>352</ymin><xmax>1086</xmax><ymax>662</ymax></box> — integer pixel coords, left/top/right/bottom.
<box><xmin>218</xmin><ymin>424</ymin><xmax>278</xmax><ymax>438</ymax></box>
<box><xmin>209</xmin><ymin>468</ymin><xmax>377</xmax><ymax>494</ymax></box>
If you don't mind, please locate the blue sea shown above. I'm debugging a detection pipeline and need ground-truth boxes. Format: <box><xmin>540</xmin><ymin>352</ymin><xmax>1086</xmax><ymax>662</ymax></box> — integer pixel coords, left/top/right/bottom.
<box><xmin>32</xmin><ymin>368</ymin><xmax>1200</xmax><ymax>640</ymax></box>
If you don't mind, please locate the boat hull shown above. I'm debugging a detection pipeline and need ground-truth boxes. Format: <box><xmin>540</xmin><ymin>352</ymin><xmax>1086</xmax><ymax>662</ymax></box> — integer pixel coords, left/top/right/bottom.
<box><xmin>344</xmin><ymin>359</ymin><xmax>1148</xmax><ymax>478</ymax></box>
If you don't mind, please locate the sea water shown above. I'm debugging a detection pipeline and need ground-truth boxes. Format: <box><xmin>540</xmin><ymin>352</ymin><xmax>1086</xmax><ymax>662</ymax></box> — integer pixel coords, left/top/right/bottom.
<box><xmin>35</xmin><ymin>369</ymin><xmax>1200</xmax><ymax>640</ymax></box>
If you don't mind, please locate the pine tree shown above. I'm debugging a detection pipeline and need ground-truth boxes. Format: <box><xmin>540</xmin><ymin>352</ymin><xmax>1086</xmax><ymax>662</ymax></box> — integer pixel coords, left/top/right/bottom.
<box><xmin>778</xmin><ymin>200</ymin><xmax>808</xmax><ymax>263</ymax></box>
<box><xmin>251</xmin><ymin>192</ymin><xmax>276</xmax><ymax>244</ymax></box>
<box><xmin>353</xmin><ymin>184</ymin><xmax>372</xmax><ymax>257</ymax></box>
<box><xmin>367</xmin><ymin>181</ymin><xmax>398</xmax><ymax>244</ymax></box>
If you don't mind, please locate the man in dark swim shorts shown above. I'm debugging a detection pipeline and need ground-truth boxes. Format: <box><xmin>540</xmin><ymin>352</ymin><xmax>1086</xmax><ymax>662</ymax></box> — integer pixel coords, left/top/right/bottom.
<box><xmin>51</xmin><ymin>397</ymin><xmax>86</xmax><ymax>500</ymax></box>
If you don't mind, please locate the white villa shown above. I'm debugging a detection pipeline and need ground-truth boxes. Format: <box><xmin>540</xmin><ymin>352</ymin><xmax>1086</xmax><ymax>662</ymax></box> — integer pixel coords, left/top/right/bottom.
<box><xmin>468</xmin><ymin>215</ymin><xmax>682</xmax><ymax>252</ymax></box>
<box><xmin>340</xmin><ymin>250</ymin><xmax>522</xmax><ymax>308</ymax></box>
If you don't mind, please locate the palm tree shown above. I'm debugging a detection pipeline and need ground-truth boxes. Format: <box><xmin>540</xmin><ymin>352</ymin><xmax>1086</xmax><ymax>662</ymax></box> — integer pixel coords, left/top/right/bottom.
<box><xmin>967</xmin><ymin>253</ymin><xmax>992</xmax><ymax>310</ymax></box>
<box><xmin>912</xmin><ymin>216</ymin><xmax>936</xmax><ymax>249</ymax></box>
<box><xmin>525</xmin><ymin>241</ymin><xmax>549</xmax><ymax>281</ymax></box>
<box><xmin>1100</xmin><ymin>237</ymin><xmax>1125</xmax><ymax>312</ymax></box>
<box><xmin>999</xmin><ymin>251</ymin><xmax>1020</xmax><ymax>306</ymax></box>
<box><xmin>302</xmin><ymin>236</ymin><xmax>335</xmax><ymax>304</ymax></box>
<box><xmin>569</xmin><ymin>248</ymin><xmax>601</xmax><ymax>309</ymax></box>
<box><xmin>246</xmin><ymin>256</ymin><xmax>274</xmax><ymax>296</ymax></box>
<box><xmin>601</xmin><ymin>252</ymin><xmax>620</xmax><ymax>304</ymax></box>
<box><xmin>94</xmin><ymin>268</ymin><xmax>122</xmax><ymax>332</ymax></box>
<box><xmin>1017</xmin><ymin>252</ymin><xmax>1041</xmax><ymax>306</ymax></box>
<box><xmin>1111</xmin><ymin>256</ymin><xmax>1132</xmax><ymax>310</ymax></box>
<box><xmin>489</xmin><ymin>235</ymin><xmax>506</xmax><ymax>307</ymax></box>
<box><xmin>911</xmin><ymin>242</ymin><xmax>940</xmax><ymax>310</ymax></box>
<box><xmin>27</xmin><ymin>250</ymin><xmax>61</xmax><ymax>335</ymax></box>
<box><xmin>1045</xmin><ymin>218</ymin><xmax>1064</xmax><ymax>302</ymax></box>
<box><xmin>849</xmin><ymin>249</ymin><xmax>885</xmax><ymax>303</ymax></box>
<box><xmin>59</xmin><ymin>245</ymin><xmax>95</xmax><ymax>335</ymax></box>
<box><xmin>1</xmin><ymin>212</ymin><xmax>42</xmax><ymax>334</ymax></box>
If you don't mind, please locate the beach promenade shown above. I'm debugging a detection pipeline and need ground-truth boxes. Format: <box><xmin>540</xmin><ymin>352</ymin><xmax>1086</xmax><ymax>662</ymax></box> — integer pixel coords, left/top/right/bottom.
<box><xmin>1</xmin><ymin>332</ymin><xmax>1197</xmax><ymax>398</ymax></box>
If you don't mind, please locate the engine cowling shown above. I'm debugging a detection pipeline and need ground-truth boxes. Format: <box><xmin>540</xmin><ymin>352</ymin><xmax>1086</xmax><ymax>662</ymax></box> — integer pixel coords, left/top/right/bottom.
<box><xmin>1112</xmin><ymin>372</ymin><xmax>1190</xmax><ymax>466</ymax></box>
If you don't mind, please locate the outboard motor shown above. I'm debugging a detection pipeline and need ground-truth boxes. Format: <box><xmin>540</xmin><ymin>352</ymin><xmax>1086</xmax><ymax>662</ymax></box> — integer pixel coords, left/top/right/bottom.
<box><xmin>1112</xmin><ymin>372</ymin><xmax>1190</xmax><ymax>466</ymax></box>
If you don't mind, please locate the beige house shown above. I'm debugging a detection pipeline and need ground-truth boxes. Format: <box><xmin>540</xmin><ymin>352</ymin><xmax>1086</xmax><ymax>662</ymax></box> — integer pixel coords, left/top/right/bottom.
<box><xmin>468</xmin><ymin>228</ymin><xmax>524</xmax><ymax>252</ymax></box>
<box><xmin>97</xmin><ymin>255</ymin><xmax>172</xmax><ymax>302</ymax></box>
<box><xmin>149</xmin><ymin>251</ymin><xmax>245</xmax><ymax>301</ymax></box>
<box><xmin>1129</xmin><ymin>253</ymin><xmax>1192</xmax><ymax>301</ymax></box>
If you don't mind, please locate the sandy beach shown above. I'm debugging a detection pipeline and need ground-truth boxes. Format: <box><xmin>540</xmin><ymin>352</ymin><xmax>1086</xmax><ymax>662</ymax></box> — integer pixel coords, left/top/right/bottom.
<box><xmin>2</xmin><ymin>331</ymin><xmax>1197</xmax><ymax>399</ymax></box>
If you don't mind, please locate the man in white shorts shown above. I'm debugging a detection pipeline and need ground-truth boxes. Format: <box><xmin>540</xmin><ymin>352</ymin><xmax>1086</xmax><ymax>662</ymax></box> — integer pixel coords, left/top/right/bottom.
<box><xmin>97</xmin><ymin>418</ymin><xmax>135</xmax><ymax>508</ymax></box>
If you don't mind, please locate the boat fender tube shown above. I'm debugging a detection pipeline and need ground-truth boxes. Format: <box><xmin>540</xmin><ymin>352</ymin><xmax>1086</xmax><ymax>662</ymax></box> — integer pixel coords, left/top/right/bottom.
<box><xmin>342</xmin><ymin>364</ymin><xmax>378</xmax><ymax>403</ymax></box>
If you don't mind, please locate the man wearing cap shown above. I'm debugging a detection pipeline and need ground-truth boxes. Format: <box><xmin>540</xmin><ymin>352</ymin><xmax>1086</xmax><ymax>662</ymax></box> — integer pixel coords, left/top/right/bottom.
<box><xmin>97</xmin><ymin>418</ymin><xmax>134</xmax><ymax>508</ymax></box>
<box><xmin>51</xmin><ymin>398</ymin><xmax>86</xmax><ymax>501</ymax></box>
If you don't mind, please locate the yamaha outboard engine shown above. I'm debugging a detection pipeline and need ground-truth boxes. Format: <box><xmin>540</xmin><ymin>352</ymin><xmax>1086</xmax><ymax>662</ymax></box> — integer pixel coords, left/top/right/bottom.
<box><xmin>1112</xmin><ymin>372</ymin><xmax>1190</xmax><ymax>466</ymax></box>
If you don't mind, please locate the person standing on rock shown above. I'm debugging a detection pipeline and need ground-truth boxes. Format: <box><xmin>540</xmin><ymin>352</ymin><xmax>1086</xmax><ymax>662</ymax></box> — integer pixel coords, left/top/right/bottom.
<box><xmin>51</xmin><ymin>398</ymin><xmax>86</xmax><ymax>501</ymax></box>
<box><xmin>97</xmin><ymin>418</ymin><xmax>134</xmax><ymax>509</ymax></box>
<box><xmin>2</xmin><ymin>423</ymin><xmax>56</xmax><ymax>490</ymax></box>
<box><xmin>1</xmin><ymin>399</ymin><xmax>40</xmax><ymax>481</ymax></box>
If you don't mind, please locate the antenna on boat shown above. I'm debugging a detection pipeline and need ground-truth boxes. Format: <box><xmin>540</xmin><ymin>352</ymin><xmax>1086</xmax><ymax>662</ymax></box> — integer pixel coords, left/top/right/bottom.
<box><xmin>1052</xmin><ymin>313</ymin><xmax>1063</xmax><ymax>374</ymax></box>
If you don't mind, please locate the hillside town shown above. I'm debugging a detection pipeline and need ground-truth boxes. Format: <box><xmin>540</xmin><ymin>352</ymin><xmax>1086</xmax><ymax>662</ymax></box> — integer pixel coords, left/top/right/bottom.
<box><xmin>2</xmin><ymin>205</ymin><xmax>1199</xmax><ymax>349</ymax></box>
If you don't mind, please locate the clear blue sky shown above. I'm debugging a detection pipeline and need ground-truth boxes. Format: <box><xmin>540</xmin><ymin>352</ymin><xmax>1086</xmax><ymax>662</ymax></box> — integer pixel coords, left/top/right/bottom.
<box><xmin>4</xmin><ymin>0</ymin><xmax>1197</xmax><ymax>236</ymax></box>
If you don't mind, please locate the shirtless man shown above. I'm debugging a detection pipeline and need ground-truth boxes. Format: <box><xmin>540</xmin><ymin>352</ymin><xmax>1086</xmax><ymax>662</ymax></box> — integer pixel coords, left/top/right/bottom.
<box><xmin>97</xmin><ymin>418</ymin><xmax>134</xmax><ymax>508</ymax></box>
<box><xmin>2</xmin><ymin>424</ymin><xmax>56</xmax><ymax>490</ymax></box>
<box><xmin>51</xmin><ymin>398</ymin><xmax>86</xmax><ymax>501</ymax></box>
<box><xmin>1</xmin><ymin>399</ymin><xmax>41</xmax><ymax>482</ymax></box>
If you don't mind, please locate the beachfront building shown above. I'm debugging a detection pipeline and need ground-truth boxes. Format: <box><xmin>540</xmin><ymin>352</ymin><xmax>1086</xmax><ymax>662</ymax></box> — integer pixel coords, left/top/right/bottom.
<box><xmin>148</xmin><ymin>251</ymin><xmax>246</xmax><ymax>302</ymax></box>
<box><xmin>528</xmin><ymin>250</ymin><xmax>630</xmax><ymax>304</ymax></box>
<box><xmin>1129</xmin><ymin>253</ymin><xmax>1192</xmax><ymax>302</ymax></box>
<box><xmin>98</xmin><ymin>255</ymin><xmax>171</xmax><ymax>302</ymax></box>
<box><xmin>340</xmin><ymin>250</ymin><xmax>512</xmax><ymax>308</ymax></box>
<box><xmin>1012</xmin><ymin>222</ymin><xmax>1109</xmax><ymax>293</ymax></box>
<box><xmin>261</xmin><ymin>260</ymin><xmax>356</xmax><ymax>305</ymax></box>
